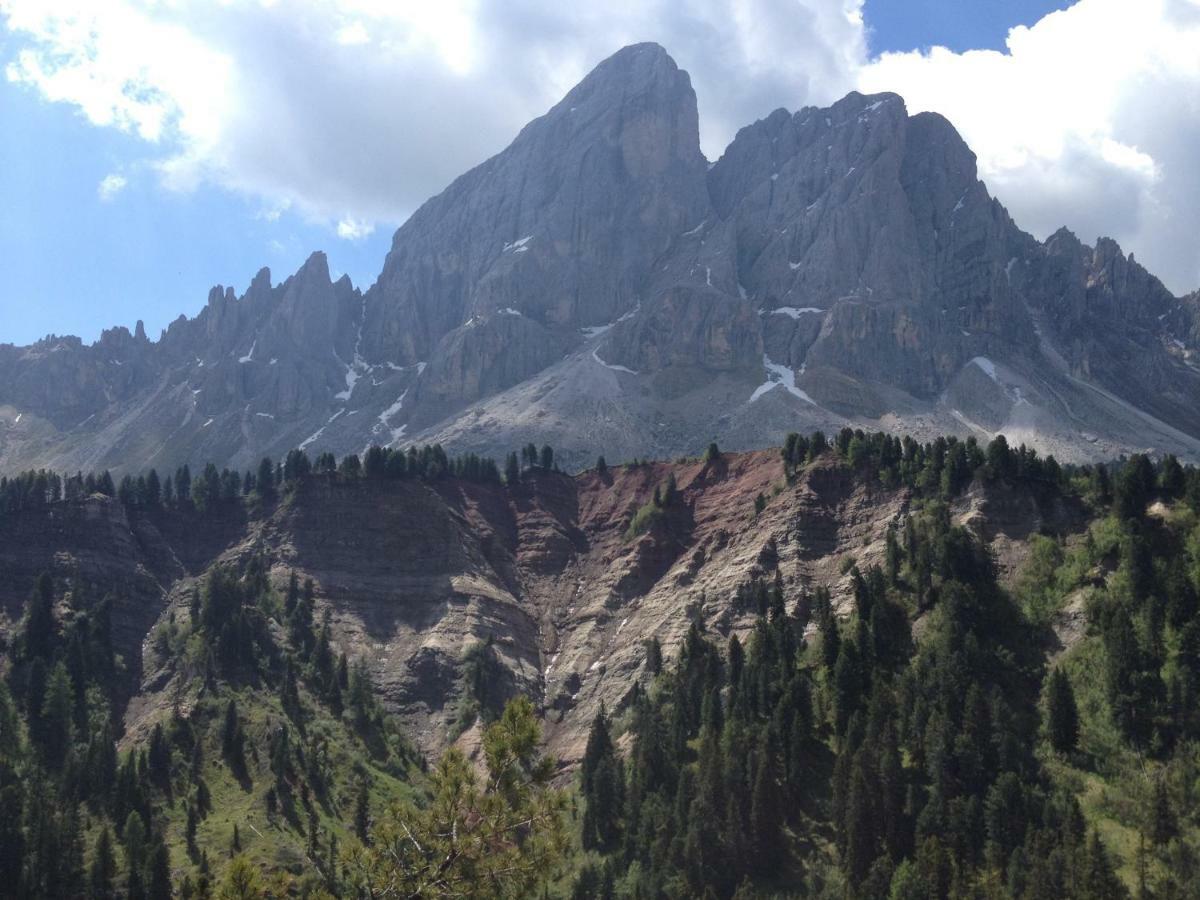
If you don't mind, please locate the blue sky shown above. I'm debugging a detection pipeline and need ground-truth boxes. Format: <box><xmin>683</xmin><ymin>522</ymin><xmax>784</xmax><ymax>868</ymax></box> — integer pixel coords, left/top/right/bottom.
<box><xmin>0</xmin><ymin>71</ymin><xmax>390</xmax><ymax>345</ymax></box>
<box><xmin>1</xmin><ymin>0</ymin><xmax>1194</xmax><ymax>347</ymax></box>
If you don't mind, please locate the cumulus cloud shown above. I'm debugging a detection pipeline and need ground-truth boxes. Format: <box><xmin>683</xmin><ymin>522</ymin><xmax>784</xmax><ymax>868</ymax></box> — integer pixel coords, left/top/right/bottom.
<box><xmin>335</xmin><ymin>217</ymin><xmax>374</xmax><ymax>240</ymax></box>
<box><xmin>858</xmin><ymin>0</ymin><xmax>1200</xmax><ymax>293</ymax></box>
<box><xmin>0</xmin><ymin>0</ymin><xmax>865</xmax><ymax>236</ymax></box>
<box><xmin>96</xmin><ymin>173</ymin><xmax>127</xmax><ymax>201</ymax></box>
<box><xmin>2</xmin><ymin>0</ymin><xmax>1198</xmax><ymax>294</ymax></box>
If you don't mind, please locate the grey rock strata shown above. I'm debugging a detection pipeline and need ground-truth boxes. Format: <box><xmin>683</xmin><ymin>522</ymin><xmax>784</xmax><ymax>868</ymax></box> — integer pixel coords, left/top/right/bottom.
<box><xmin>2</xmin><ymin>42</ymin><xmax>1199</xmax><ymax>475</ymax></box>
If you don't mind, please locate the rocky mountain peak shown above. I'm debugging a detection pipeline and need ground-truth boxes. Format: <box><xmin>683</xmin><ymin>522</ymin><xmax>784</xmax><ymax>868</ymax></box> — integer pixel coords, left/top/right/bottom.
<box><xmin>2</xmin><ymin>44</ymin><xmax>1199</xmax><ymax>476</ymax></box>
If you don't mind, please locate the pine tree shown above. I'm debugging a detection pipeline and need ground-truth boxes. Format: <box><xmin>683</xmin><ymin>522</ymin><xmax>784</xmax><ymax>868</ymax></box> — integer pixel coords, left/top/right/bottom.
<box><xmin>221</xmin><ymin>699</ymin><xmax>246</xmax><ymax>778</ymax></box>
<box><xmin>122</xmin><ymin>812</ymin><xmax>148</xmax><ymax>877</ymax></box>
<box><xmin>39</xmin><ymin>661</ymin><xmax>75</xmax><ymax>771</ymax></box>
<box><xmin>581</xmin><ymin>708</ymin><xmax>623</xmax><ymax>851</ymax></box>
<box><xmin>749</xmin><ymin>741</ymin><xmax>784</xmax><ymax>873</ymax></box>
<box><xmin>186</xmin><ymin>804</ymin><xmax>198</xmax><ymax>853</ymax></box>
<box><xmin>147</xmin><ymin>722</ymin><xmax>171</xmax><ymax>792</ymax></box>
<box><xmin>644</xmin><ymin>637</ymin><xmax>663</xmax><ymax>675</ymax></box>
<box><xmin>145</xmin><ymin>840</ymin><xmax>172</xmax><ymax>900</ymax></box>
<box><xmin>1045</xmin><ymin>667</ymin><xmax>1079</xmax><ymax>754</ymax></box>
<box><xmin>1077</xmin><ymin>831</ymin><xmax>1127</xmax><ymax>899</ymax></box>
<box><xmin>89</xmin><ymin>824</ymin><xmax>116</xmax><ymax>899</ymax></box>
<box><xmin>257</xmin><ymin>457</ymin><xmax>275</xmax><ymax>497</ymax></box>
<box><xmin>355</xmin><ymin>779</ymin><xmax>371</xmax><ymax>843</ymax></box>
<box><xmin>844</xmin><ymin>752</ymin><xmax>879</xmax><ymax>888</ymax></box>
<box><xmin>1149</xmin><ymin>778</ymin><xmax>1176</xmax><ymax>846</ymax></box>
<box><xmin>21</xmin><ymin>573</ymin><xmax>56</xmax><ymax>661</ymax></box>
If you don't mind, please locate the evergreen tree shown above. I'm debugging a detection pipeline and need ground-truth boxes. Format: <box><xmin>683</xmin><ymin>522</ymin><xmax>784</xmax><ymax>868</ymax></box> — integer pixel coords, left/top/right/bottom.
<box><xmin>122</xmin><ymin>812</ymin><xmax>148</xmax><ymax>878</ymax></box>
<box><xmin>749</xmin><ymin>739</ymin><xmax>784</xmax><ymax>873</ymax></box>
<box><xmin>89</xmin><ymin>824</ymin><xmax>117</xmax><ymax>899</ymax></box>
<box><xmin>1045</xmin><ymin>667</ymin><xmax>1079</xmax><ymax>754</ymax></box>
<box><xmin>1150</xmin><ymin>778</ymin><xmax>1176</xmax><ymax>847</ymax></box>
<box><xmin>355</xmin><ymin>779</ymin><xmax>371</xmax><ymax>844</ymax></box>
<box><xmin>21</xmin><ymin>573</ymin><xmax>56</xmax><ymax>661</ymax></box>
<box><xmin>38</xmin><ymin>661</ymin><xmax>75</xmax><ymax>770</ymax></box>
<box><xmin>580</xmin><ymin>707</ymin><xmax>623</xmax><ymax>851</ymax></box>
<box><xmin>256</xmin><ymin>457</ymin><xmax>275</xmax><ymax>497</ymax></box>
<box><xmin>145</xmin><ymin>840</ymin><xmax>172</xmax><ymax>900</ymax></box>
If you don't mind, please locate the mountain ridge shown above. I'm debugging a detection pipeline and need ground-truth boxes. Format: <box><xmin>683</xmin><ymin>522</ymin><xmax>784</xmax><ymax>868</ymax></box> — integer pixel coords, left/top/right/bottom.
<box><xmin>3</xmin><ymin>42</ymin><xmax>1199</xmax><ymax>476</ymax></box>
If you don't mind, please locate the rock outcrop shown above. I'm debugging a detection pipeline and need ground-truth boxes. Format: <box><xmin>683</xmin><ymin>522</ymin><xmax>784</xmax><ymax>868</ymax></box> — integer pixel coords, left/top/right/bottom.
<box><xmin>2</xmin><ymin>43</ymin><xmax>1199</xmax><ymax>474</ymax></box>
<box><xmin>0</xmin><ymin>450</ymin><xmax>1088</xmax><ymax>766</ymax></box>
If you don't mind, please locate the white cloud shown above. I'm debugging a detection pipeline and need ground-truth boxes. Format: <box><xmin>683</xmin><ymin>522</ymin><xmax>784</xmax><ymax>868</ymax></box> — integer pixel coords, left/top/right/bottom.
<box><xmin>335</xmin><ymin>21</ymin><xmax>369</xmax><ymax>46</ymax></box>
<box><xmin>3</xmin><ymin>0</ymin><xmax>1199</xmax><ymax>294</ymax></box>
<box><xmin>858</xmin><ymin>0</ymin><xmax>1200</xmax><ymax>293</ymax></box>
<box><xmin>0</xmin><ymin>0</ymin><xmax>866</xmax><ymax>237</ymax></box>
<box><xmin>96</xmin><ymin>173</ymin><xmax>127</xmax><ymax>201</ymax></box>
<box><xmin>336</xmin><ymin>217</ymin><xmax>374</xmax><ymax>240</ymax></box>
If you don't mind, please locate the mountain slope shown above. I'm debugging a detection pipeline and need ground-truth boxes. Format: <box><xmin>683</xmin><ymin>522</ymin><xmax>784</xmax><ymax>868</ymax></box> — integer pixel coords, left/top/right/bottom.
<box><xmin>0</xmin><ymin>437</ymin><xmax>1095</xmax><ymax>767</ymax></box>
<box><xmin>2</xmin><ymin>43</ymin><xmax>1199</xmax><ymax>475</ymax></box>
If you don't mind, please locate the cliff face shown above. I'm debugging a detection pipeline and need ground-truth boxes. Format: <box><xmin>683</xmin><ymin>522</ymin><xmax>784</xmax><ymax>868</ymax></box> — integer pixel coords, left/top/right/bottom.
<box><xmin>2</xmin><ymin>44</ymin><xmax>1199</xmax><ymax>475</ymax></box>
<box><xmin>0</xmin><ymin>451</ymin><xmax>1085</xmax><ymax>766</ymax></box>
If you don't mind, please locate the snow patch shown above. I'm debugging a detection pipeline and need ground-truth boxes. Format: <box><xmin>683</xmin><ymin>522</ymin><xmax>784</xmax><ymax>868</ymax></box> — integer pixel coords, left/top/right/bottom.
<box><xmin>970</xmin><ymin>356</ymin><xmax>999</xmax><ymax>382</ymax></box>
<box><xmin>299</xmin><ymin>409</ymin><xmax>344</xmax><ymax>451</ymax></box>
<box><xmin>705</xmin><ymin>266</ymin><xmax>712</xmax><ymax>287</ymax></box>
<box><xmin>14</xmin><ymin>413</ymin><xmax>21</xmax><ymax>424</ymax></box>
<box><xmin>335</xmin><ymin>365</ymin><xmax>361</xmax><ymax>401</ymax></box>
<box><xmin>1005</xmin><ymin>257</ymin><xmax>1018</xmax><ymax>283</ymax></box>
<box><xmin>749</xmin><ymin>356</ymin><xmax>815</xmax><ymax>404</ymax></box>
<box><xmin>592</xmin><ymin>347</ymin><xmax>638</xmax><ymax>375</ymax></box>
<box><xmin>498</xmin><ymin>307</ymin><xmax>522</xmax><ymax>316</ymax></box>
<box><xmin>238</xmin><ymin>339</ymin><xmax>256</xmax><ymax>363</ymax></box>
<box><xmin>765</xmin><ymin>306</ymin><xmax>823</xmax><ymax>319</ymax></box>
<box><xmin>681</xmin><ymin>219</ymin><xmax>707</xmax><ymax>237</ymax></box>
<box><xmin>255</xmin><ymin>412</ymin><xmax>274</xmax><ymax>419</ymax></box>
<box><xmin>865</xmin><ymin>100</ymin><xmax>885</xmax><ymax>112</ymax></box>
<box><xmin>502</xmin><ymin>235</ymin><xmax>532</xmax><ymax>253</ymax></box>
<box><xmin>580</xmin><ymin>323</ymin><xmax>612</xmax><ymax>339</ymax></box>
<box><xmin>335</xmin><ymin>295</ymin><xmax>371</xmax><ymax>400</ymax></box>
<box><xmin>789</xmin><ymin>261</ymin><xmax>802</xmax><ymax>270</ymax></box>
<box><xmin>377</xmin><ymin>389</ymin><xmax>409</xmax><ymax>444</ymax></box>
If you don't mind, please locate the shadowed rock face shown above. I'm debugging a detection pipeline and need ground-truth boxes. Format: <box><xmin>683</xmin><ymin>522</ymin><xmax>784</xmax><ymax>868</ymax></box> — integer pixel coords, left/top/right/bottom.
<box><xmin>2</xmin><ymin>43</ymin><xmax>1199</xmax><ymax>475</ymax></box>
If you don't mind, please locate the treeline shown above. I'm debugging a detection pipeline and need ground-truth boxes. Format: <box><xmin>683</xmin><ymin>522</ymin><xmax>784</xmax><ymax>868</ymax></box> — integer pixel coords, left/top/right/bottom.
<box><xmin>0</xmin><ymin>556</ymin><xmax>417</xmax><ymax>898</ymax></box>
<box><xmin>573</xmin><ymin>517</ymin><xmax>1128</xmax><ymax>898</ymax></box>
<box><xmin>0</xmin><ymin>442</ymin><xmax>569</xmax><ymax>516</ymax></box>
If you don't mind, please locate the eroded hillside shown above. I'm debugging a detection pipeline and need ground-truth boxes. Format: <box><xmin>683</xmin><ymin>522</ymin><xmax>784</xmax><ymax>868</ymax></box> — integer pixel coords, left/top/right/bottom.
<box><xmin>0</xmin><ymin>443</ymin><xmax>1088</xmax><ymax>767</ymax></box>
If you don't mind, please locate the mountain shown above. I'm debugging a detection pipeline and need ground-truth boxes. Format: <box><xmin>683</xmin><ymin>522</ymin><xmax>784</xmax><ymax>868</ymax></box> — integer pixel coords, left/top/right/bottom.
<box><xmin>5</xmin><ymin>434</ymin><xmax>1200</xmax><ymax>895</ymax></box>
<box><xmin>0</xmin><ymin>438</ymin><xmax>1096</xmax><ymax>766</ymax></box>
<box><xmin>3</xmin><ymin>42</ymin><xmax>1200</xmax><ymax>476</ymax></box>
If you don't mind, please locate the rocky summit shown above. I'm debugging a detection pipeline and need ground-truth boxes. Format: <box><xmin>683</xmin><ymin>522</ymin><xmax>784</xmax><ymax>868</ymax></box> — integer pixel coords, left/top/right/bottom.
<box><xmin>3</xmin><ymin>42</ymin><xmax>1199</xmax><ymax>476</ymax></box>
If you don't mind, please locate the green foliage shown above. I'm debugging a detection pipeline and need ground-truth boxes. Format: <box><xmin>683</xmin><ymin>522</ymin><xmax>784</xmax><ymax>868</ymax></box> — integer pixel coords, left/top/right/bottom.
<box><xmin>1046</xmin><ymin>666</ymin><xmax>1080</xmax><ymax>754</ymax></box>
<box><xmin>625</xmin><ymin>477</ymin><xmax>683</xmax><ymax>541</ymax></box>
<box><xmin>341</xmin><ymin>696</ymin><xmax>567</xmax><ymax>898</ymax></box>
